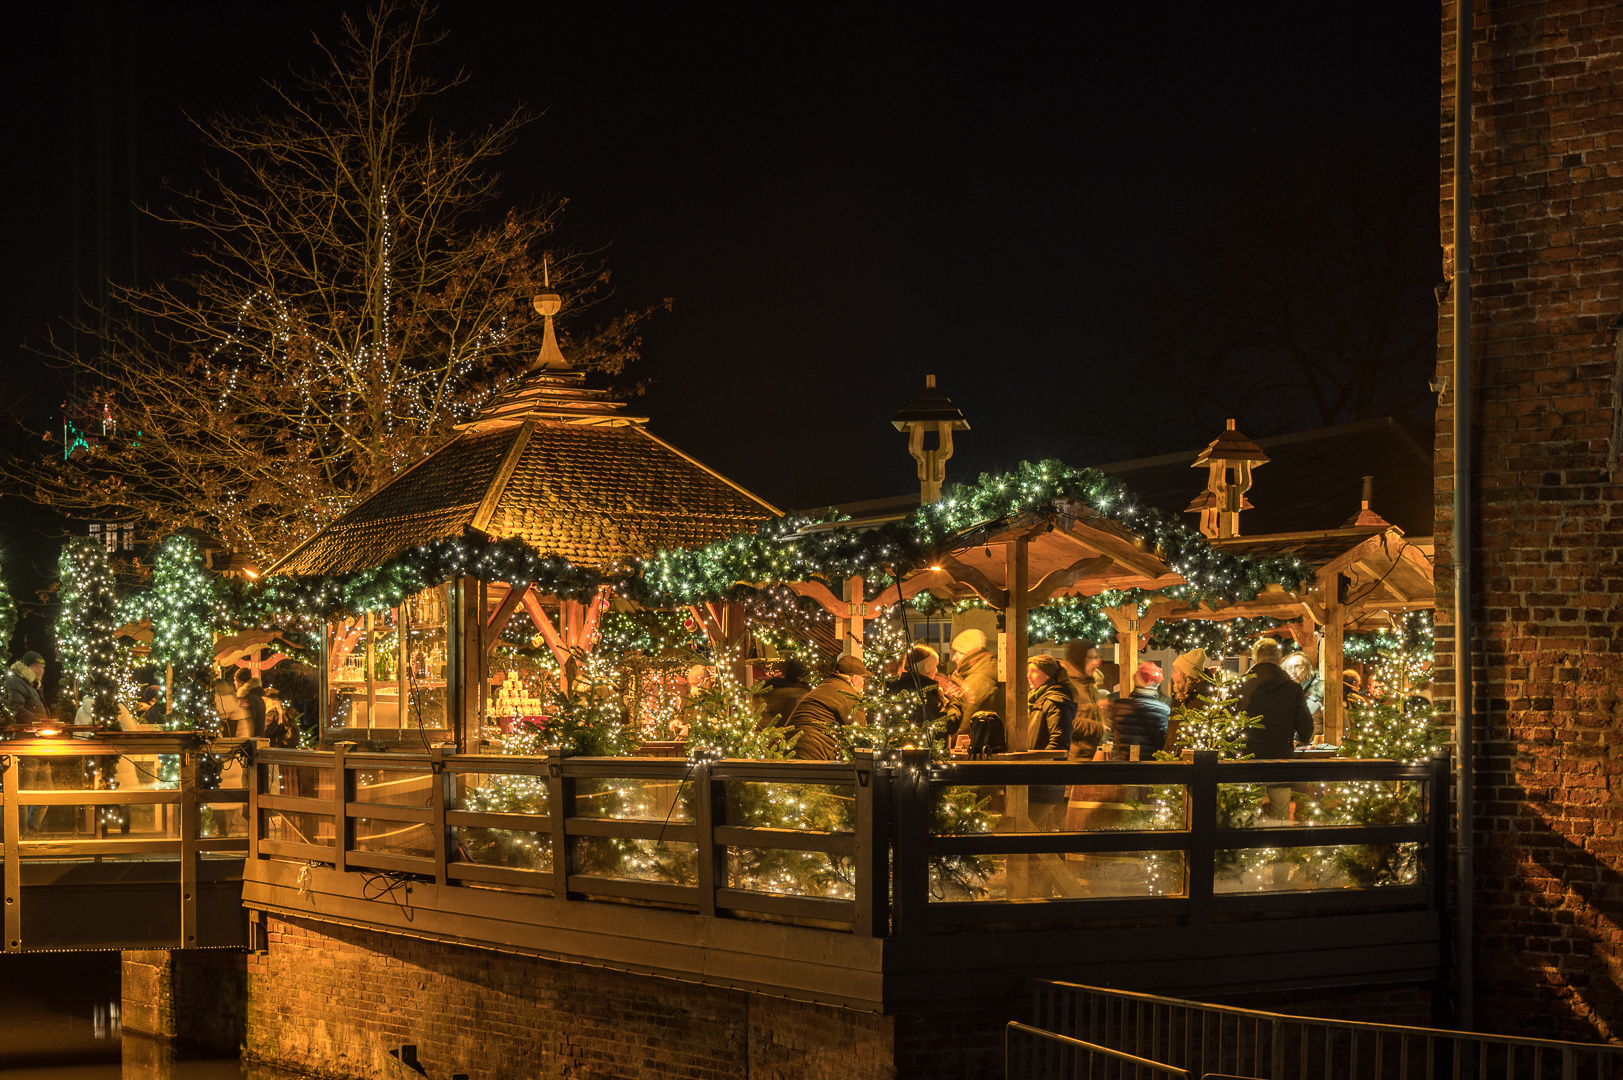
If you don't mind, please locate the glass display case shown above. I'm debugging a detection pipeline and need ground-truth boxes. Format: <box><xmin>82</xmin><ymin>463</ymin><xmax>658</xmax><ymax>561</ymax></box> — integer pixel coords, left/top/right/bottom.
<box><xmin>325</xmin><ymin>583</ymin><xmax>451</xmax><ymax>734</ymax></box>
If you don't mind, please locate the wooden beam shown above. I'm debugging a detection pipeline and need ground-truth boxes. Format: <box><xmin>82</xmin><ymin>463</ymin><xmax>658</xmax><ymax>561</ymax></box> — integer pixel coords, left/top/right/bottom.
<box><xmin>1003</xmin><ymin>541</ymin><xmax>1029</xmax><ymax>750</ymax></box>
<box><xmin>484</xmin><ymin>584</ymin><xmax>530</xmax><ymax>658</ymax></box>
<box><xmin>1025</xmin><ymin>556</ymin><xmax>1114</xmax><ymax>608</ymax></box>
<box><xmin>1320</xmin><ymin>571</ymin><xmax>1346</xmax><ymax>745</ymax></box>
<box><xmin>937</xmin><ymin>556</ymin><xmax>1009</xmax><ymax>608</ymax></box>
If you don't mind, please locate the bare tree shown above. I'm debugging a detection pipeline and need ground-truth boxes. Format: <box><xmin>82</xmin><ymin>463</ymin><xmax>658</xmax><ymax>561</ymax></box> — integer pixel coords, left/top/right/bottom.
<box><xmin>12</xmin><ymin>4</ymin><xmax>657</xmax><ymax>562</ymax></box>
<box><xmin>1072</xmin><ymin>141</ymin><xmax>1439</xmax><ymax>459</ymax></box>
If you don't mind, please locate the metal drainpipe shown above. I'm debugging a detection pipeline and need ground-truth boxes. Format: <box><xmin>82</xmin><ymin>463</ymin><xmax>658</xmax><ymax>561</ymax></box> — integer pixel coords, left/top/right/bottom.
<box><xmin>1453</xmin><ymin>0</ymin><xmax>1475</xmax><ymax>1032</ymax></box>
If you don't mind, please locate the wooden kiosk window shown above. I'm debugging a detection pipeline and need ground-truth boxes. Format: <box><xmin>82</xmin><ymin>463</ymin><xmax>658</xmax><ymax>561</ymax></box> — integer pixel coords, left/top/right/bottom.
<box><xmin>325</xmin><ymin>583</ymin><xmax>451</xmax><ymax>733</ymax></box>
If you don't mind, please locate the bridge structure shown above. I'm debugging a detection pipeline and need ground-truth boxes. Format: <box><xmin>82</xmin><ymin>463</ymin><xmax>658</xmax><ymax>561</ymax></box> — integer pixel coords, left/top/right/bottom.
<box><xmin>1</xmin><ymin>734</ymin><xmax>1454</xmax><ymax>1077</ymax></box>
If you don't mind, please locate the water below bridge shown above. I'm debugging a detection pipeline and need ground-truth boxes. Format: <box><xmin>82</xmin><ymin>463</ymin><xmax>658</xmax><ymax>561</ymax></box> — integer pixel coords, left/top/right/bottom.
<box><xmin>0</xmin><ymin>954</ymin><xmax>306</xmax><ymax>1080</ymax></box>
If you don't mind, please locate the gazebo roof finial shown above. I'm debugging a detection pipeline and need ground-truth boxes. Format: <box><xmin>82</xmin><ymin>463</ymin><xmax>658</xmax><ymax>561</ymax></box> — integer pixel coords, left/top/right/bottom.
<box><xmin>529</xmin><ymin>257</ymin><xmax>570</xmax><ymax>372</ymax></box>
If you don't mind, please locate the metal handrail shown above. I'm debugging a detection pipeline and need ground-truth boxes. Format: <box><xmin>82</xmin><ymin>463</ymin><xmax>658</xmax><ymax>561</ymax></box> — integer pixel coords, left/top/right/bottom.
<box><xmin>1030</xmin><ymin>980</ymin><xmax>1623</xmax><ymax>1080</ymax></box>
<box><xmin>1006</xmin><ymin>1021</ymin><xmax>1192</xmax><ymax>1078</ymax></box>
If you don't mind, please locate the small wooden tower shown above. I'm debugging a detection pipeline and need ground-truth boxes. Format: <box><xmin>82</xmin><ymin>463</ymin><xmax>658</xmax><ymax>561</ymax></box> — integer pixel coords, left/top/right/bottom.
<box><xmin>1185</xmin><ymin>419</ymin><xmax>1270</xmax><ymax>539</ymax></box>
<box><xmin>891</xmin><ymin>374</ymin><xmax>969</xmax><ymax>504</ymax></box>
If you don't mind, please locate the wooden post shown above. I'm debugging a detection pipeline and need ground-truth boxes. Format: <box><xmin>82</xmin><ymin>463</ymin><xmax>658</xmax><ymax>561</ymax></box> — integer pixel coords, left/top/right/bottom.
<box><xmin>890</xmin><ymin>748</ymin><xmax>932</xmax><ymax>935</ymax></box>
<box><xmin>851</xmin><ymin>750</ymin><xmax>891</xmax><ymax>937</ymax></box>
<box><xmin>3</xmin><ymin>754</ymin><xmax>20</xmax><ymax>951</ymax></box>
<box><xmin>247</xmin><ymin>738</ymin><xmax>264</xmax><ymax>866</ymax></box>
<box><xmin>455</xmin><ymin>577</ymin><xmax>483</xmax><ymax>752</ymax></box>
<box><xmin>430</xmin><ymin>745</ymin><xmax>449</xmax><ymax>887</ymax></box>
<box><xmin>331</xmin><ymin>741</ymin><xmax>354</xmax><ymax>873</ymax></box>
<box><xmin>1003</xmin><ymin>539</ymin><xmax>1030</xmax><ymax>749</ymax></box>
<box><xmin>179</xmin><ymin>751</ymin><xmax>199</xmax><ymax>947</ymax></box>
<box><xmin>1106</xmin><ymin>604</ymin><xmax>1143</xmax><ymax>699</ymax></box>
<box><xmin>841</xmin><ymin>575</ymin><xmax>867</xmax><ymax>660</ymax></box>
<box><xmin>1428</xmin><ymin>747</ymin><xmax>1452</xmax><ymax>914</ymax></box>
<box><xmin>546</xmin><ymin>748</ymin><xmax>571</xmax><ymax>901</ymax></box>
<box><xmin>1186</xmin><ymin>749</ymin><xmax>1218</xmax><ymax>925</ymax></box>
<box><xmin>1321</xmin><ymin>571</ymin><xmax>1346</xmax><ymax>745</ymax></box>
<box><xmin>695</xmin><ymin>759</ymin><xmax>718</xmax><ymax>918</ymax></box>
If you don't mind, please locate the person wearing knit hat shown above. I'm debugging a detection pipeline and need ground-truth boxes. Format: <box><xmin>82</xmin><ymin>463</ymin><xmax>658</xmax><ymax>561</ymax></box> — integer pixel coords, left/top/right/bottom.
<box><xmin>1113</xmin><ymin>661</ymin><xmax>1170</xmax><ymax>760</ymax></box>
<box><xmin>1024</xmin><ymin>655</ymin><xmax>1074</xmax><ymax>754</ymax></box>
<box><xmin>944</xmin><ymin>628</ymin><xmax>999</xmax><ymax>748</ymax></box>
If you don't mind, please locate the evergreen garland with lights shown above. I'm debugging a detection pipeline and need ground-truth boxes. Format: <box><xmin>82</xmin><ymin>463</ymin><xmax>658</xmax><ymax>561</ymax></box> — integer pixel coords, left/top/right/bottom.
<box><xmin>56</xmin><ymin>538</ymin><xmax>125</xmax><ymax>729</ymax></box>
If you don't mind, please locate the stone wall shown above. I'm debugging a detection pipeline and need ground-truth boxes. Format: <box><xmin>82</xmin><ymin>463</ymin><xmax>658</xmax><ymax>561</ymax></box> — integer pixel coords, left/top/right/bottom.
<box><xmin>228</xmin><ymin>915</ymin><xmax>1010</xmax><ymax>1080</ymax></box>
<box><xmin>1437</xmin><ymin>0</ymin><xmax>1623</xmax><ymax>1043</ymax></box>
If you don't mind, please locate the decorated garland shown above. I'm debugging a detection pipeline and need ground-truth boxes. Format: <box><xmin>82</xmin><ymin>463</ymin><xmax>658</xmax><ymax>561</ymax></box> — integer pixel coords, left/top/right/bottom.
<box><xmin>231</xmin><ymin>459</ymin><xmax>1322</xmax><ymax>638</ymax></box>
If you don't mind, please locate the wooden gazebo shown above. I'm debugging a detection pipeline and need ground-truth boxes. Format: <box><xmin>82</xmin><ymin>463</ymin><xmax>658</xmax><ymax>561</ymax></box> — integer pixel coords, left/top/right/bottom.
<box><xmin>265</xmin><ymin>292</ymin><xmax>780</xmax><ymax>749</ymax></box>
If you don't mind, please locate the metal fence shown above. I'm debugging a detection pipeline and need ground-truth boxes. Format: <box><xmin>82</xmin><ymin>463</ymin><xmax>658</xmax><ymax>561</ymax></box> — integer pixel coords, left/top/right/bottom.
<box><xmin>1025</xmin><ymin>981</ymin><xmax>1623</xmax><ymax>1080</ymax></box>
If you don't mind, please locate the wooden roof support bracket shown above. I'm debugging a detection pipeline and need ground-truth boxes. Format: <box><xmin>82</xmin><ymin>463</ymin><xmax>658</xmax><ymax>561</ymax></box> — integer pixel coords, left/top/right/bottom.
<box><xmin>484</xmin><ymin>584</ymin><xmax>531</xmax><ymax>657</ymax></box>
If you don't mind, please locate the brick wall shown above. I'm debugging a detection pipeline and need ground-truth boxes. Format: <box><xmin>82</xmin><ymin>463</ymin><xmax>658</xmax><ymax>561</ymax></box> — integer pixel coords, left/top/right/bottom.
<box><xmin>220</xmin><ymin>915</ymin><xmax>1010</xmax><ymax>1080</ymax></box>
<box><xmin>1438</xmin><ymin>0</ymin><xmax>1623</xmax><ymax>1043</ymax></box>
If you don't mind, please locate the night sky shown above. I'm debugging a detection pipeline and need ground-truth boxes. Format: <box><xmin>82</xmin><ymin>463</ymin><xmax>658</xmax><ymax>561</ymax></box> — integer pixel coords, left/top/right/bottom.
<box><xmin>0</xmin><ymin>2</ymin><xmax>1440</xmax><ymax>652</ymax></box>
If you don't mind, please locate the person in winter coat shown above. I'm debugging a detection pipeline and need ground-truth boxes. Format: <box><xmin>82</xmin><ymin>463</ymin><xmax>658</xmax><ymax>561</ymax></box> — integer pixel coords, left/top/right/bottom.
<box><xmin>1114</xmin><ymin>661</ymin><xmax>1171</xmax><ymax>760</ymax></box>
<box><xmin>756</xmin><ymin>657</ymin><xmax>811</xmax><ymax>728</ymax></box>
<box><xmin>1282</xmin><ymin>653</ymin><xmax>1325</xmax><ymax>743</ymax></box>
<box><xmin>785</xmin><ymin>655</ymin><xmax>869</xmax><ymax>760</ymax></box>
<box><xmin>7</xmin><ymin>652</ymin><xmax>51</xmax><ymax>830</ymax></box>
<box><xmin>1063</xmin><ymin>641</ymin><xmax>1108</xmax><ymax>761</ymax></box>
<box><xmin>944</xmin><ymin>629</ymin><xmax>999</xmax><ymax>746</ymax></box>
<box><xmin>887</xmin><ymin>645</ymin><xmax>947</xmax><ymax>739</ymax></box>
<box><xmin>1238</xmin><ymin>640</ymin><xmax>1314</xmax><ymax>760</ymax></box>
<box><xmin>6</xmin><ymin>651</ymin><xmax>48</xmax><ymax>723</ymax></box>
<box><xmin>1024</xmin><ymin>655</ymin><xmax>1074</xmax><ymax>753</ymax></box>
<box><xmin>1163</xmin><ymin>648</ymin><xmax>1208</xmax><ymax>754</ymax></box>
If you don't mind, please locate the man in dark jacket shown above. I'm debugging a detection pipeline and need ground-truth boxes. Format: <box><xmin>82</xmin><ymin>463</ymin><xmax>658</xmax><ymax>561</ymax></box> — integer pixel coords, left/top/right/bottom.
<box><xmin>7</xmin><ymin>652</ymin><xmax>51</xmax><ymax>830</ymax></box>
<box><xmin>756</xmin><ymin>657</ymin><xmax>811</xmax><ymax>728</ymax></box>
<box><xmin>785</xmin><ymin>655</ymin><xmax>869</xmax><ymax>760</ymax></box>
<box><xmin>886</xmin><ymin>645</ymin><xmax>947</xmax><ymax>738</ymax></box>
<box><xmin>6</xmin><ymin>651</ymin><xmax>48</xmax><ymax>723</ymax></box>
<box><xmin>1238</xmin><ymin>640</ymin><xmax>1313</xmax><ymax>759</ymax></box>
<box><xmin>1114</xmin><ymin>662</ymin><xmax>1171</xmax><ymax>760</ymax></box>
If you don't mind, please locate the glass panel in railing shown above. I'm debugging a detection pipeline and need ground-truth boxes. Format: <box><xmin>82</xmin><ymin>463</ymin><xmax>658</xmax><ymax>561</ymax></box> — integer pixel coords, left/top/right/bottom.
<box><xmin>573</xmin><ymin>777</ymin><xmax>694</xmax><ymax>823</ymax></box>
<box><xmin>454</xmin><ymin>828</ymin><xmax>551</xmax><ymax>872</ymax></box>
<box><xmin>198</xmin><ymin>804</ymin><xmax>250</xmax><ymax>838</ymax></box>
<box><xmin>454</xmin><ymin>771</ymin><xmax>550</xmax><ymax>817</ymax></box>
<box><xmin>1213</xmin><ymin>843</ymin><xmax>1422</xmax><ymax>892</ymax></box>
<box><xmin>570</xmin><ymin>836</ymin><xmax>696</xmax><ymax>885</ymax></box>
<box><xmin>722</xmin><ymin>782</ymin><xmax>855</xmax><ymax>833</ymax></box>
<box><xmin>1217</xmin><ymin>778</ymin><xmax>1426</xmax><ymax>829</ymax></box>
<box><xmin>932</xmin><ymin>783</ymin><xmax>1187</xmax><ymax>834</ymax></box>
<box><xmin>352</xmin><ymin>767</ymin><xmax>434</xmax><ymax>807</ymax></box>
<box><xmin>111</xmin><ymin>753</ymin><xmax>180</xmax><ymax>790</ymax></box>
<box><xmin>932</xmin><ymin>850</ymin><xmax>1188</xmax><ymax>903</ymax></box>
<box><xmin>725</xmin><ymin>848</ymin><xmax>855</xmax><ymax>899</ymax></box>
<box><xmin>262</xmin><ymin>809</ymin><xmax>334</xmax><ymax>847</ymax></box>
<box><xmin>264</xmin><ymin>763</ymin><xmax>330</xmax><ymax>799</ymax></box>
<box><xmin>19</xmin><ymin>802</ymin><xmax>183</xmax><ymax>845</ymax></box>
<box><xmin>353</xmin><ymin>817</ymin><xmax>434</xmax><ymax>859</ymax></box>
<box><xmin>1293</xmin><ymin>779</ymin><xmax>1427</xmax><ymax>828</ymax></box>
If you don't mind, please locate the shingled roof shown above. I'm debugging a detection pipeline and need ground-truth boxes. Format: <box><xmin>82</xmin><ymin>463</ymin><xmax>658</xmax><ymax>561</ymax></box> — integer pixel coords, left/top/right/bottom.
<box><xmin>267</xmin><ymin>292</ymin><xmax>780</xmax><ymax>578</ymax></box>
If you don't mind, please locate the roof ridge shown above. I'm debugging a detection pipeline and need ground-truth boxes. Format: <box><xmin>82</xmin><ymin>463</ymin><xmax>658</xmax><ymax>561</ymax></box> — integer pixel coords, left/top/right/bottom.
<box><xmin>633</xmin><ymin>426</ymin><xmax>783</xmax><ymax>517</ymax></box>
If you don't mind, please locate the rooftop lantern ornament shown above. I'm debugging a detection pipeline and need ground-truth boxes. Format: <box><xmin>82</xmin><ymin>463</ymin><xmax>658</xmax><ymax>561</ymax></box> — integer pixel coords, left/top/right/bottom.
<box><xmin>1186</xmin><ymin>418</ymin><xmax>1270</xmax><ymax>540</ymax></box>
<box><xmin>891</xmin><ymin>374</ymin><xmax>969</xmax><ymax>504</ymax></box>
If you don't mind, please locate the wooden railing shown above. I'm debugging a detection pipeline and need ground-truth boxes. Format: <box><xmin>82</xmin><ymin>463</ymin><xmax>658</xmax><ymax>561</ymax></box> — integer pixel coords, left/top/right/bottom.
<box><xmin>1</xmin><ymin>734</ymin><xmax>251</xmax><ymax>952</ymax></box>
<box><xmin>250</xmin><ymin>744</ymin><xmax>1451</xmax><ymax>938</ymax></box>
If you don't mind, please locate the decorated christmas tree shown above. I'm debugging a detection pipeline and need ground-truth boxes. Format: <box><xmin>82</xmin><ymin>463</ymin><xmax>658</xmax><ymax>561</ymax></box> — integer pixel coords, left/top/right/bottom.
<box><xmin>57</xmin><ymin>538</ymin><xmax>126</xmax><ymax>729</ymax></box>
<box><xmin>139</xmin><ymin>536</ymin><xmax>230</xmax><ymax>733</ymax></box>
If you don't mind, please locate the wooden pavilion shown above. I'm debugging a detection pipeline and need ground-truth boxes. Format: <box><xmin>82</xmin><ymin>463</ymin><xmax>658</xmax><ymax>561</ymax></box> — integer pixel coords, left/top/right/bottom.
<box><xmin>265</xmin><ymin>291</ymin><xmax>780</xmax><ymax>749</ymax></box>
